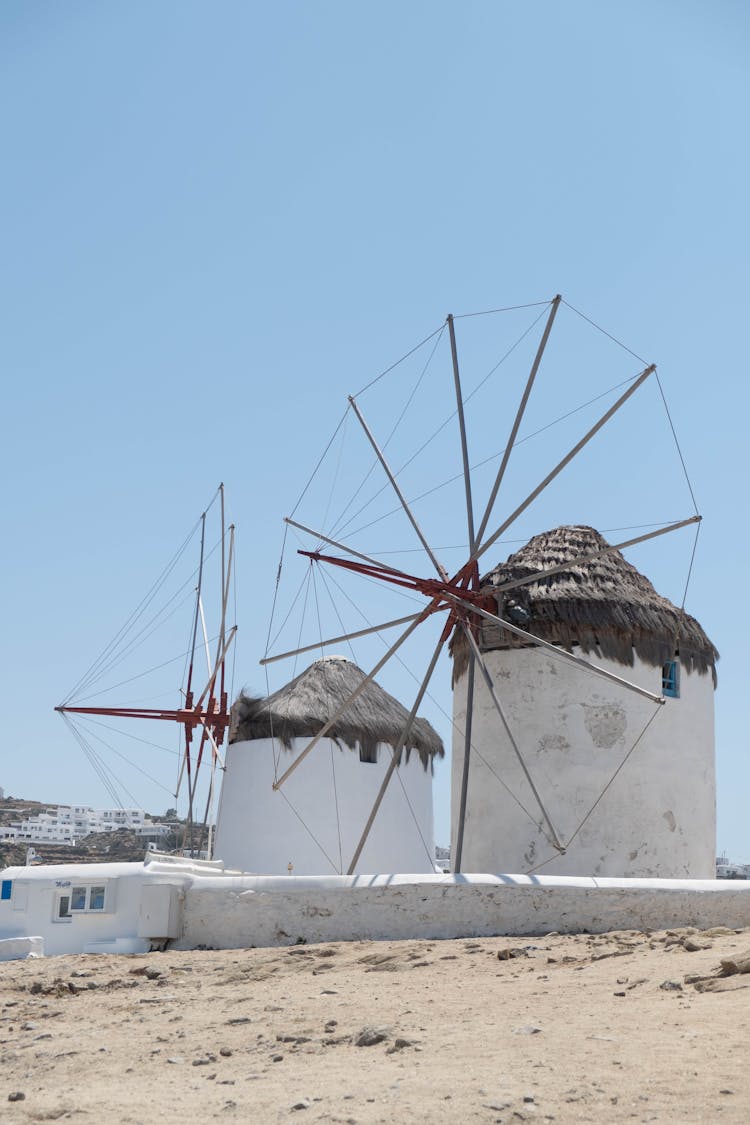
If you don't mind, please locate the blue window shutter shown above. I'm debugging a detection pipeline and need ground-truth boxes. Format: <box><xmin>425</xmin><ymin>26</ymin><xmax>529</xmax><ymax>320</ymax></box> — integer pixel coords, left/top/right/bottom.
<box><xmin>662</xmin><ymin>660</ymin><xmax>680</xmax><ymax>698</ymax></box>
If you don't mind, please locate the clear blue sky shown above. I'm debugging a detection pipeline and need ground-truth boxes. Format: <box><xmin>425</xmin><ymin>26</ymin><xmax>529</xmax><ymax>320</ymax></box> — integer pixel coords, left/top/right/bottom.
<box><xmin>1</xmin><ymin>2</ymin><xmax>747</xmax><ymax>860</ymax></box>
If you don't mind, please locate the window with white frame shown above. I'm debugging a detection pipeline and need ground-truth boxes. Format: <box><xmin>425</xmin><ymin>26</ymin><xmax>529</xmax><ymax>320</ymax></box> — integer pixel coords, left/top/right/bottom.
<box><xmin>53</xmin><ymin>883</ymin><xmax>109</xmax><ymax>921</ymax></box>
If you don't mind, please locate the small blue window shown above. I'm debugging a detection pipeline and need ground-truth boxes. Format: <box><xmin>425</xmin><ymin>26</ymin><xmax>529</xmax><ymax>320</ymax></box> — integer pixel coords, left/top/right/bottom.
<box><xmin>662</xmin><ymin>659</ymin><xmax>680</xmax><ymax>698</ymax></box>
<box><xmin>1</xmin><ymin>880</ymin><xmax>11</xmax><ymax>901</ymax></box>
<box><xmin>71</xmin><ymin>887</ymin><xmax>87</xmax><ymax>911</ymax></box>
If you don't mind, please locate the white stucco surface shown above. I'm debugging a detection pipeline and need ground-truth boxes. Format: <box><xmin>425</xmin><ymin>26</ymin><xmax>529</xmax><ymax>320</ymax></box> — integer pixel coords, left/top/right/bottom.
<box><xmin>176</xmin><ymin>872</ymin><xmax>750</xmax><ymax>949</ymax></box>
<box><xmin>452</xmin><ymin>649</ymin><xmax>715</xmax><ymax>878</ymax></box>
<box><xmin>0</xmin><ymin>935</ymin><xmax>44</xmax><ymax>961</ymax></box>
<box><xmin>4</xmin><ymin>858</ymin><xmax>749</xmax><ymax>957</ymax></box>
<box><xmin>0</xmin><ymin>860</ymin><xmax>187</xmax><ymax>957</ymax></box>
<box><xmin>213</xmin><ymin>736</ymin><xmax>436</xmax><ymax>875</ymax></box>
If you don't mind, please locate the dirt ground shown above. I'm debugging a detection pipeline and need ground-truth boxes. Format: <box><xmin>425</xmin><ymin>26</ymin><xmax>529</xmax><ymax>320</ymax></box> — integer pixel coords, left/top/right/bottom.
<box><xmin>1</xmin><ymin>925</ymin><xmax>749</xmax><ymax>1124</ymax></box>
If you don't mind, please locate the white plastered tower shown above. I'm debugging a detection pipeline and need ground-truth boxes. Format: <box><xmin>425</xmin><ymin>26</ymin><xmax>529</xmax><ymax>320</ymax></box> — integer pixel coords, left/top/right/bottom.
<box><xmin>451</xmin><ymin>526</ymin><xmax>718</xmax><ymax>878</ymax></box>
<box><xmin>214</xmin><ymin>656</ymin><xmax>441</xmax><ymax>875</ymax></box>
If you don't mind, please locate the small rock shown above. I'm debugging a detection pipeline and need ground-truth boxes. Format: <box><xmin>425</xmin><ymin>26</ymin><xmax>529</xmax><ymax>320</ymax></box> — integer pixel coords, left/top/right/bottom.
<box><xmin>659</xmin><ymin>980</ymin><xmax>683</xmax><ymax>992</ymax></box>
<box><xmin>681</xmin><ymin>938</ymin><xmax>709</xmax><ymax>953</ymax></box>
<box><xmin>272</xmin><ymin>1054</ymin><xmax>284</xmax><ymax>1062</ymax></box>
<box><xmin>386</xmin><ymin>1037</ymin><xmax>416</xmax><ymax>1054</ymax></box>
<box><xmin>354</xmin><ymin>1026</ymin><xmax>389</xmax><ymax>1047</ymax></box>
<box><xmin>219</xmin><ymin>1047</ymin><xmax>233</xmax><ymax>1057</ymax></box>
<box><xmin>291</xmin><ymin>1101</ymin><xmax>310</xmax><ymax>1111</ymax></box>
<box><xmin>8</xmin><ymin>1092</ymin><xmax>26</xmax><ymax>1102</ymax></box>
<box><xmin>167</xmin><ymin>1056</ymin><xmax>185</xmax><ymax>1065</ymax></box>
<box><xmin>513</xmin><ymin>1025</ymin><xmax>542</xmax><ymax>1035</ymax></box>
<box><xmin>21</xmin><ymin>1022</ymin><xmax>38</xmax><ymax>1031</ymax></box>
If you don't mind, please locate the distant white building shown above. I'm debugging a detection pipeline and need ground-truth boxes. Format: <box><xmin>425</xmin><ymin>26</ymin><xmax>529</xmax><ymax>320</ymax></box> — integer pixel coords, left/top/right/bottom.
<box><xmin>1</xmin><ymin>806</ymin><xmax>169</xmax><ymax>847</ymax></box>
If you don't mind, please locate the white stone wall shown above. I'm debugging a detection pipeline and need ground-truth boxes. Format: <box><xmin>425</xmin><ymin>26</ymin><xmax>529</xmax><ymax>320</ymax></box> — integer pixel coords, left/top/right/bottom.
<box><xmin>451</xmin><ymin>648</ymin><xmax>715</xmax><ymax>878</ymax></box>
<box><xmin>5</xmin><ymin>861</ymin><xmax>750</xmax><ymax>957</ymax></box>
<box><xmin>213</xmin><ymin>737</ymin><xmax>436</xmax><ymax>875</ymax></box>
<box><xmin>177</xmin><ymin>873</ymin><xmax>750</xmax><ymax>949</ymax></box>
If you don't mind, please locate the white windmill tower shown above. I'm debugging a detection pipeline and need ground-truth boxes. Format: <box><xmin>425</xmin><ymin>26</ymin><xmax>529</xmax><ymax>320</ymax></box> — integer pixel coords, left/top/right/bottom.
<box><xmin>214</xmin><ymin>654</ymin><xmax>442</xmax><ymax>875</ymax></box>
<box><xmin>259</xmin><ymin>295</ymin><xmax>711</xmax><ymax>878</ymax></box>
<box><xmin>450</xmin><ymin>524</ymin><xmax>718</xmax><ymax>878</ymax></box>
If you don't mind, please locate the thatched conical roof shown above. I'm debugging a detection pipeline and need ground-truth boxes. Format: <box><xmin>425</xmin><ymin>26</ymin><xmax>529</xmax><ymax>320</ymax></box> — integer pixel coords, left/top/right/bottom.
<box><xmin>452</xmin><ymin>525</ymin><xmax>718</xmax><ymax>685</ymax></box>
<box><xmin>230</xmin><ymin>655</ymin><xmax>444</xmax><ymax>770</ymax></box>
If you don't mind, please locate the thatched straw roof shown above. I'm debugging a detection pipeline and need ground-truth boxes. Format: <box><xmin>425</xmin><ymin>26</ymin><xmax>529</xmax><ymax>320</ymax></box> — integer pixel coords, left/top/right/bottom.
<box><xmin>230</xmin><ymin>656</ymin><xmax>444</xmax><ymax>770</ymax></box>
<box><xmin>452</xmin><ymin>525</ymin><xmax>718</xmax><ymax>685</ymax></box>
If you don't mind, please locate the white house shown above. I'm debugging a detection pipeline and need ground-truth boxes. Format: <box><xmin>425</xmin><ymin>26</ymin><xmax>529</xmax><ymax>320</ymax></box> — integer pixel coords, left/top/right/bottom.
<box><xmin>1</xmin><ymin>806</ymin><xmax>168</xmax><ymax>847</ymax></box>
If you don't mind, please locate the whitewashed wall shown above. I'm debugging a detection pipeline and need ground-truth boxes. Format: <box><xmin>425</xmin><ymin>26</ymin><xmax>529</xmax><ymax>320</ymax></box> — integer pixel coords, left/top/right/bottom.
<box><xmin>0</xmin><ymin>862</ymin><xmax>149</xmax><ymax>956</ymax></box>
<box><xmin>177</xmin><ymin>872</ymin><xmax>750</xmax><ymax>949</ymax></box>
<box><xmin>451</xmin><ymin>649</ymin><xmax>715</xmax><ymax>877</ymax></box>
<box><xmin>213</xmin><ymin>737</ymin><xmax>436</xmax><ymax>875</ymax></box>
<box><xmin>5</xmin><ymin>862</ymin><xmax>750</xmax><ymax>957</ymax></box>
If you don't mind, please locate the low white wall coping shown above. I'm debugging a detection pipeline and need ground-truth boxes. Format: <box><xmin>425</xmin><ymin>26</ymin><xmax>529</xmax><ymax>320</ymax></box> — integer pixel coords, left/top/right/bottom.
<box><xmin>0</xmin><ymin>935</ymin><xmax>44</xmax><ymax>961</ymax></box>
<box><xmin>5</xmin><ymin>863</ymin><xmax>750</xmax><ymax>956</ymax></box>
<box><xmin>177</xmin><ymin>872</ymin><xmax>750</xmax><ymax>950</ymax></box>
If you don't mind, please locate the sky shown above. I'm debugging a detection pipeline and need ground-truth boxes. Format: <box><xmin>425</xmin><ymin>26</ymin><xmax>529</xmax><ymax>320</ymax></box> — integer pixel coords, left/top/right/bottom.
<box><xmin>1</xmin><ymin>1</ymin><xmax>748</xmax><ymax>861</ymax></box>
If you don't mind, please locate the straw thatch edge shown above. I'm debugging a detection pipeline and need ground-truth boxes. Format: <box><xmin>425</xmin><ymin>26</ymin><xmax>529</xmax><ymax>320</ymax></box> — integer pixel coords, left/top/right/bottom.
<box><xmin>451</xmin><ymin>526</ymin><xmax>718</xmax><ymax>688</ymax></box>
<box><xmin>229</xmin><ymin>658</ymin><xmax>444</xmax><ymax>771</ymax></box>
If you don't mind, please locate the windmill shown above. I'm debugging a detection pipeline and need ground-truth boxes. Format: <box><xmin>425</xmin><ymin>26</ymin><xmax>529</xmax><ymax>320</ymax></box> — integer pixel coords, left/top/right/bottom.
<box><xmin>55</xmin><ymin>484</ymin><xmax>237</xmax><ymax>855</ymax></box>
<box><xmin>261</xmin><ymin>296</ymin><xmax>705</xmax><ymax>876</ymax></box>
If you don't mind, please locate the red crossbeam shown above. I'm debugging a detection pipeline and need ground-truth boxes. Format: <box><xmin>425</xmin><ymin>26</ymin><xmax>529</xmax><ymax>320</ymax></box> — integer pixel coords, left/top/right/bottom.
<box><xmin>299</xmin><ymin>549</ymin><xmax>485</xmax><ymax>605</ymax></box>
<box><xmin>55</xmin><ymin>703</ymin><xmax>229</xmax><ymax>746</ymax></box>
<box><xmin>298</xmin><ymin>550</ymin><xmax>492</xmax><ymax>644</ymax></box>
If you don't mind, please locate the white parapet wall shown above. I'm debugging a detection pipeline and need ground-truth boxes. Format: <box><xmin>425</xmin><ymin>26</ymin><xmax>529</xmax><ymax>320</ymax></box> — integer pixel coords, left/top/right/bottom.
<box><xmin>5</xmin><ymin>858</ymin><xmax>750</xmax><ymax>958</ymax></box>
<box><xmin>175</xmin><ymin>872</ymin><xmax>750</xmax><ymax>950</ymax></box>
<box><xmin>0</xmin><ymin>935</ymin><xmax>44</xmax><ymax>961</ymax></box>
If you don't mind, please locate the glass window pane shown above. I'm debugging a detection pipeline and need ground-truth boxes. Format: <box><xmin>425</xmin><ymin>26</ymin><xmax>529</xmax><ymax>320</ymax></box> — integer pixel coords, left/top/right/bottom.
<box><xmin>71</xmin><ymin>886</ymin><xmax>87</xmax><ymax>911</ymax></box>
<box><xmin>89</xmin><ymin>886</ymin><xmax>106</xmax><ymax>911</ymax></box>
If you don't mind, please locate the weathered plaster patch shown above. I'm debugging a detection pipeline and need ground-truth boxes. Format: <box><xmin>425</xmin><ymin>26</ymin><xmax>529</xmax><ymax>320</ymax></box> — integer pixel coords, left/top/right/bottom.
<box><xmin>538</xmin><ymin>733</ymin><xmax>570</xmax><ymax>756</ymax></box>
<box><xmin>582</xmin><ymin>703</ymin><xmax>627</xmax><ymax>749</ymax></box>
<box><xmin>663</xmin><ymin>810</ymin><xmax>677</xmax><ymax>833</ymax></box>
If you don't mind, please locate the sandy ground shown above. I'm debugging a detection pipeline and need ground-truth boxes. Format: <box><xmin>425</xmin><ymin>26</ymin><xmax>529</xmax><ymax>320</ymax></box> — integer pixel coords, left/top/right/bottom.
<box><xmin>1</xmin><ymin>926</ymin><xmax>749</xmax><ymax>1124</ymax></box>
